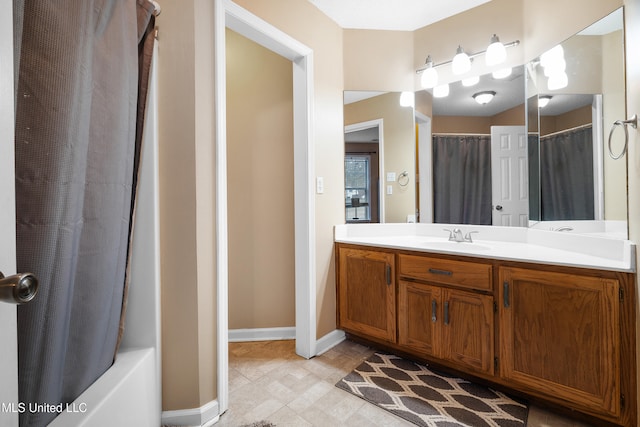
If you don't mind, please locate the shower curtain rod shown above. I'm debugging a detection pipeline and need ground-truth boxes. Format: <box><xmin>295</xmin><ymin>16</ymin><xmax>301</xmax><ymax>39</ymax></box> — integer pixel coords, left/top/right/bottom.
<box><xmin>540</xmin><ymin>123</ymin><xmax>592</xmax><ymax>139</ymax></box>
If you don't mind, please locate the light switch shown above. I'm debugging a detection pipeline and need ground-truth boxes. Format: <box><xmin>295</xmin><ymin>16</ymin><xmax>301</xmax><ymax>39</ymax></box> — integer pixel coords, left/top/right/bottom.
<box><xmin>387</xmin><ymin>185</ymin><xmax>393</xmax><ymax>195</ymax></box>
<box><xmin>386</xmin><ymin>172</ymin><xmax>396</xmax><ymax>182</ymax></box>
<box><xmin>316</xmin><ymin>176</ymin><xmax>324</xmax><ymax>194</ymax></box>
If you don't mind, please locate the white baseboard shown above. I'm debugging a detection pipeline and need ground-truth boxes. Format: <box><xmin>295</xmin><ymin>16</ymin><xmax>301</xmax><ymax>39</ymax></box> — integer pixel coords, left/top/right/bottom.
<box><xmin>315</xmin><ymin>329</ymin><xmax>346</xmax><ymax>355</ymax></box>
<box><xmin>228</xmin><ymin>326</ymin><xmax>296</xmax><ymax>342</ymax></box>
<box><xmin>161</xmin><ymin>399</ymin><xmax>219</xmax><ymax>427</ymax></box>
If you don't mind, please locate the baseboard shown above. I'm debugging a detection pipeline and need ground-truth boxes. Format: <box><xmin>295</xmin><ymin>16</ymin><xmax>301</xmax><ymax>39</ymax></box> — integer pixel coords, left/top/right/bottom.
<box><xmin>228</xmin><ymin>326</ymin><xmax>296</xmax><ymax>342</ymax></box>
<box><xmin>161</xmin><ymin>399</ymin><xmax>219</xmax><ymax>427</ymax></box>
<box><xmin>315</xmin><ymin>329</ymin><xmax>346</xmax><ymax>355</ymax></box>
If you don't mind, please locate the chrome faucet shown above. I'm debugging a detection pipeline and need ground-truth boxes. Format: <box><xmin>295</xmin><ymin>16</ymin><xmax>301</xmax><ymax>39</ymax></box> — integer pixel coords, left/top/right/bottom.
<box><xmin>444</xmin><ymin>228</ymin><xmax>478</xmax><ymax>243</ymax></box>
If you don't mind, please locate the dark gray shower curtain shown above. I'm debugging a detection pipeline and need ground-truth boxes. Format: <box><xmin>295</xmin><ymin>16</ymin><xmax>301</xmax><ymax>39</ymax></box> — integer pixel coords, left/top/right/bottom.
<box><xmin>540</xmin><ymin>126</ymin><xmax>594</xmax><ymax>220</ymax></box>
<box><xmin>13</xmin><ymin>1</ymin><xmax>155</xmax><ymax>426</ymax></box>
<box><xmin>433</xmin><ymin>134</ymin><xmax>492</xmax><ymax>225</ymax></box>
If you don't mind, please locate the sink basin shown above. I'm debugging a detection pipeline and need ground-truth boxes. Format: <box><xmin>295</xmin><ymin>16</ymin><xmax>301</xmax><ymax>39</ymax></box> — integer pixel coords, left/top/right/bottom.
<box><xmin>422</xmin><ymin>241</ymin><xmax>492</xmax><ymax>251</ymax></box>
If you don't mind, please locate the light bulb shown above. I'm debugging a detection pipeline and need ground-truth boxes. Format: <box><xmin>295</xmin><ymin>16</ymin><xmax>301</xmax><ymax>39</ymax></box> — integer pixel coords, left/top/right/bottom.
<box><xmin>421</xmin><ymin>67</ymin><xmax>438</xmax><ymax>89</ymax></box>
<box><xmin>462</xmin><ymin>76</ymin><xmax>480</xmax><ymax>87</ymax></box>
<box><xmin>433</xmin><ymin>84</ymin><xmax>449</xmax><ymax>98</ymax></box>
<box><xmin>452</xmin><ymin>46</ymin><xmax>471</xmax><ymax>75</ymax></box>
<box><xmin>547</xmin><ymin>72</ymin><xmax>568</xmax><ymax>90</ymax></box>
<box><xmin>492</xmin><ymin>67</ymin><xmax>512</xmax><ymax>79</ymax></box>
<box><xmin>486</xmin><ymin>34</ymin><xmax>506</xmax><ymax>66</ymax></box>
<box><xmin>399</xmin><ymin>91</ymin><xmax>414</xmax><ymax>108</ymax></box>
<box><xmin>543</xmin><ymin>57</ymin><xmax>566</xmax><ymax>77</ymax></box>
<box><xmin>540</xmin><ymin>45</ymin><xmax>564</xmax><ymax>68</ymax></box>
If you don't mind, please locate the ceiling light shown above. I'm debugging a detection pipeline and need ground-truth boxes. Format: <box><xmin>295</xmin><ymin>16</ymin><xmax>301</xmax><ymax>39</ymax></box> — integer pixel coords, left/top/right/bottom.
<box><xmin>538</xmin><ymin>95</ymin><xmax>552</xmax><ymax>108</ymax></box>
<box><xmin>433</xmin><ymin>84</ymin><xmax>450</xmax><ymax>98</ymax></box>
<box><xmin>462</xmin><ymin>76</ymin><xmax>480</xmax><ymax>87</ymax></box>
<box><xmin>485</xmin><ymin>34</ymin><xmax>506</xmax><ymax>66</ymax></box>
<box><xmin>540</xmin><ymin>45</ymin><xmax>564</xmax><ymax>68</ymax></box>
<box><xmin>452</xmin><ymin>46</ymin><xmax>471</xmax><ymax>75</ymax></box>
<box><xmin>492</xmin><ymin>67</ymin><xmax>512</xmax><ymax>79</ymax></box>
<box><xmin>420</xmin><ymin>55</ymin><xmax>438</xmax><ymax>89</ymax></box>
<box><xmin>473</xmin><ymin>91</ymin><xmax>496</xmax><ymax>105</ymax></box>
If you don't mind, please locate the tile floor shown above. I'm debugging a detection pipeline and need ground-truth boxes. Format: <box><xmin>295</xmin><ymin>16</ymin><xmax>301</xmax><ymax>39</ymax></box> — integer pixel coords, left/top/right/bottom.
<box><xmin>216</xmin><ymin>339</ymin><xmax>594</xmax><ymax>427</ymax></box>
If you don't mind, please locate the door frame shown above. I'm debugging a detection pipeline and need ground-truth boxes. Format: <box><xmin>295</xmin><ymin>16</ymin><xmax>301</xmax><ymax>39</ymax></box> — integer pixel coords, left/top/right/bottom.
<box><xmin>345</xmin><ymin>119</ymin><xmax>384</xmax><ymax>223</ymax></box>
<box><xmin>0</xmin><ymin>1</ymin><xmax>18</xmax><ymax>426</ymax></box>
<box><xmin>214</xmin><ymin>0</ymin><xmax>316</xmax><ymax>413</ymax></box>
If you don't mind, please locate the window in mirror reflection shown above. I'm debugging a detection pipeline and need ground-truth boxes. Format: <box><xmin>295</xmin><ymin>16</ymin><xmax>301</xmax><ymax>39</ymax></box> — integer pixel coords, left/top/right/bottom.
<box><xmin>345</xmin><ymin>155</ymin><xmax>373</xmax><ymax>222</ymax></box>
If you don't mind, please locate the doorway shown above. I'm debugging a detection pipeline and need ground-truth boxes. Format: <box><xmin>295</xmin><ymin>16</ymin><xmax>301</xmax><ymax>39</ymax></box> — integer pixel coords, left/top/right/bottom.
<box><xmin>215</xmin><ymin>0</ymin><xmax>316</xmax><ymax>414</ymax></box>
<box><xmin>345</xmin><ymin>121</ymin><xmax>382</xmax><ymax>223</ymax></box>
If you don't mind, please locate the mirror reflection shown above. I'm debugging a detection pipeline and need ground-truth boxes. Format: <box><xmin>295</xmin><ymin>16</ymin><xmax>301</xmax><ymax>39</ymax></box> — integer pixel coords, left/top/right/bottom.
<box><xmin>342</xmin><ymin>7</ymin><xmax>627</xmax><ymax>238</ymax></box>
<box><xmin>343</xmin><ymin>91</ymin><xmax>416</xmax><ymax>223</ymax></box>
<box><xmin>528</xmin><ymin>7</ymin><xmax>627</xmax><ymax>237</ymax></box>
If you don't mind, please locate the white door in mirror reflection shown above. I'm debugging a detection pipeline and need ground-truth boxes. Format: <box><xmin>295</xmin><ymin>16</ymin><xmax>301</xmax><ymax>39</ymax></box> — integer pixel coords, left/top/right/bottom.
<box><xmin>491</xmin><ymin>126</ymin><xmax>528</xmax><ymax>226</ymax></box>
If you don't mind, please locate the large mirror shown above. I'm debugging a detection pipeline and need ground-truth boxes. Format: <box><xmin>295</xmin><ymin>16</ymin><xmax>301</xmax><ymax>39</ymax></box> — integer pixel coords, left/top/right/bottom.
<box><xmin>343</xmin><ymin>91</ymin><xmax>416</xmax><ymax>223</ymax></box>
<box><xmin>527</xmin><ymin>8</ymin><xmax>627</xmax><ymax>238</ymax></box>
<box><xmin>342</xmin><ymin>7</ymin><xmax>626</xmax><ymax>237</ymax></box>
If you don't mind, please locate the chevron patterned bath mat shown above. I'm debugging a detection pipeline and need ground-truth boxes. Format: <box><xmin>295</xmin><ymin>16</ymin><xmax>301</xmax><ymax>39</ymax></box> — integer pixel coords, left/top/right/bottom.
<box><xmin>336</xmin><ymin>353</ymin><xmax>528</xmax><ymax>427</ymax></box>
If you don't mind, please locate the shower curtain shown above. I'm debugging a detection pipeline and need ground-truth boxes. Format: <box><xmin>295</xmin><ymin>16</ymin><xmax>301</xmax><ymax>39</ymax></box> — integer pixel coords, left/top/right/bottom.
<box><xmin>13</xmin><ymin>1</ymin><xmax>155</xmax><ymax>426</ymax></box>
<box><xmin>432</xmin><ymin>134</ymin><xmax>492</xmax><ymax>225</ymax></box>
<box><xmin>540</xmin><ymin>126</ymin><xmax>594</xmax><ymax>220</ymax></box>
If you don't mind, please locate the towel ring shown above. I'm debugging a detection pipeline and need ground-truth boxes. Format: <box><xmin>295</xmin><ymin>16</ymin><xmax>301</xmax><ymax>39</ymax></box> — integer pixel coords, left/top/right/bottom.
<box><xmin>608</xmin><ymin>114</ymin><xmax>637</xmax><ymax>160</ymax></box>
<box><xmin>398</xmin><ymin>171</ymin><xmax>410</xmax><ymax>187</ymax></box>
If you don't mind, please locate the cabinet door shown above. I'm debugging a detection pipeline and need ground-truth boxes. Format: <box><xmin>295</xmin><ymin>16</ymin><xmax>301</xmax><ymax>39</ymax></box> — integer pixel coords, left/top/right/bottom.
<box><xmin>398</xmin><ymin>280</ymin><xmax>441</xmax><ymax>357</ymax></box>
<box><xmin>499</xmin><ymin>267</ymin><xmax>620</xmax><ymax>417</ymax></box>
<box><xmin>338</xmin><ymin>247</ymin><xmax>396</xmax><ymax>342</ymax></box>
<box><xmin>442</xmin><ymin>289</ymin><xmax>494</xmax><ymax>375</ymax></box>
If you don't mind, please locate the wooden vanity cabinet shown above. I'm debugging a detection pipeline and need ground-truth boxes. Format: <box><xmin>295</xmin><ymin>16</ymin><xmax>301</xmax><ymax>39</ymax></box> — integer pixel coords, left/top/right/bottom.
<box><xmin>499</xmin><ymin>267</ymin><xmax>622</xmax><ymax>419</ymax></box>
<box><xmin>337</xmin><ymin>246</ymin><xmax>396</xmax><ymax>343</ymax></box>
<box><xmin>398</xmin><ymin>280</ymin><xmax>494</xmax><ymax>375</ymax></box>
<box><xmin>335</xmin><ymin>242</ymin><xmax>636</xmax><ymax>426</ymax></box>
<box><xmin>397</xmin><ymin>254</ymin><xmax>494</xmax><ymax>375</ymax></box>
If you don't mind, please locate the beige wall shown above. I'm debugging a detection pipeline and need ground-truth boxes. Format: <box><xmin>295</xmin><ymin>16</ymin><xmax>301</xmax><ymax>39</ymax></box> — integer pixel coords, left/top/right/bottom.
<box><xmin>624</xmin><ymin>1</ymin><xmax>640</xmax><ymax>421</ymax></box>
<box><xmin>344</xmin><ymin>93</ymin><xmax>416</xmax><ymax>222</ymax></box>
<box><xmin>155</xmin><ymin>0</ymin><xmax>634</xmax><ymax>416</ymax></box>
<box><xmin>157</xmin><ymin>0</ymin><xmax>217</xmax><ymax>411</ymax></box>
<box><xmin>226</xmin><ymin>29</ymin><xmax>295</xmax><ymax>330</ymax></box>
<box><xmin>433</xmin><ymin>104</ymin><xmax>525</xmax><ymax>134</ymax></box>
<box><xmin>343</xmin><ymin>30</ymin><xmax>414</xmax><ymax>91</ymax></box>
<box><xmin>540</xmin><ymin>105</ymin><xmax>592</xmax><ymax>135</ymax></box>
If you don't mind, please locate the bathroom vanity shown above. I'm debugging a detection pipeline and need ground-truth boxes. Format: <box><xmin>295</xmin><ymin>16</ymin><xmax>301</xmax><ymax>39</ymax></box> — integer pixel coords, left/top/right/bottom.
<box><xmin>334</xmin><ymin>223</ymin><xmax>636</xmax><ymax>426</ymax></box>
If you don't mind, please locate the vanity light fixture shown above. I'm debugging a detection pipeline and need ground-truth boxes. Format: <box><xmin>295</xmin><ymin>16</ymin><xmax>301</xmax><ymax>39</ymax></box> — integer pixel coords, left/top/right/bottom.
<box><xmin>473</xmin><ymin>91</ymin><xmax>496</xmax><ymax>105</ymax></box>
<box><xmin>420</xmin><ymin>55</ymin><xmax>439</xmax><ymax>89</ymax></box>
<box><xmin>452</xmin><ymin>46</ymin><xmax>472</xmax><ymax>75</ymax></box>
<box><xmin>485</xmin><ymin>34</ymin><xmax>507</xmax><ymax>66</ymax></box>
<box><xmin>538</xmin><ymin>95</ymin><xmax>552</xmax><ymax>108</ymax></box>
<box><xmin>540</xmin><ymin>44</ymin><xmax>568</xmax><ymax>90</ymax></box>
<box><xmin>416</xmin><ymin>36</ymin><xmax>519</xmax><ymax>80</ymax></box>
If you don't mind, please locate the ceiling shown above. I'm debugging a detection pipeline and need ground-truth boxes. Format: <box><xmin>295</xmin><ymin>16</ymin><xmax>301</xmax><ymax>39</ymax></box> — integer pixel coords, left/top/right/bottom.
<box><xmin>307</xmin><ymin>0</ymin><xmax>492</xmax><ymax>31</ymax></box>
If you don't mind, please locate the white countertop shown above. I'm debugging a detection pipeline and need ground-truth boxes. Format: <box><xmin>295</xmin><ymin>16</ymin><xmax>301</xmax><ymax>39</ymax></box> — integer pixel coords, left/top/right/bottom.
<box><xmin>334</xmin><ymin>223</ymin><xmax>636</xmax><ymax>272</ymax></box>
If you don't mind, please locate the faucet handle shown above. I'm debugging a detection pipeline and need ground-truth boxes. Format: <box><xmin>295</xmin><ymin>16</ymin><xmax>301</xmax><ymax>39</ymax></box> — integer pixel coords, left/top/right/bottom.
<box><xmin>443</xmin><ymin>228</ymin><xmax>455</xmax><ymax>241</ymax></box>
<box><xmin>464</xmin><ymin>231</ymin><xmax>479</xmax><ymax>243</ymax></box>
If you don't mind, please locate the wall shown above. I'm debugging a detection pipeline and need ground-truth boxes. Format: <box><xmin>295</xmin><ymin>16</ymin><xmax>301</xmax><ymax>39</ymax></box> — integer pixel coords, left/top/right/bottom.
<box><xmin>624</xmin><ymin>0</ymin><xmax>640</xmax><ymax>419</ymax></box>
<box><xmin>433</xmin><ymin>104</ymin><xmax>525</xmax><ymax>134</ymax></box>
<box><xmin>344</xmin><ymin>92</ymin><xmax>416</xmax><ymax>222</ymax></box>
<box><xmin>157</xmin><ymin>0</ymin><xmax>217</xmax><ymax>411</ymax></box>
<box><xmin>226</xmin><ymin>29</ymin><xmax>295</xmax><ymax>330</ymax></box>
<box><xmin>343</xmin><ymin>30</ymin><xmax>414</xmax><ymax>91</ymax></box>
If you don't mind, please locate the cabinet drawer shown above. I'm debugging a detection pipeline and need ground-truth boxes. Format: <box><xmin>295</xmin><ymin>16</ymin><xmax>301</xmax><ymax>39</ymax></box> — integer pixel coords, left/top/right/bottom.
<box><xmin>399</xmin><ymin>254</ymin><xmax>492</xmax><ymax>291</ymax></box>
